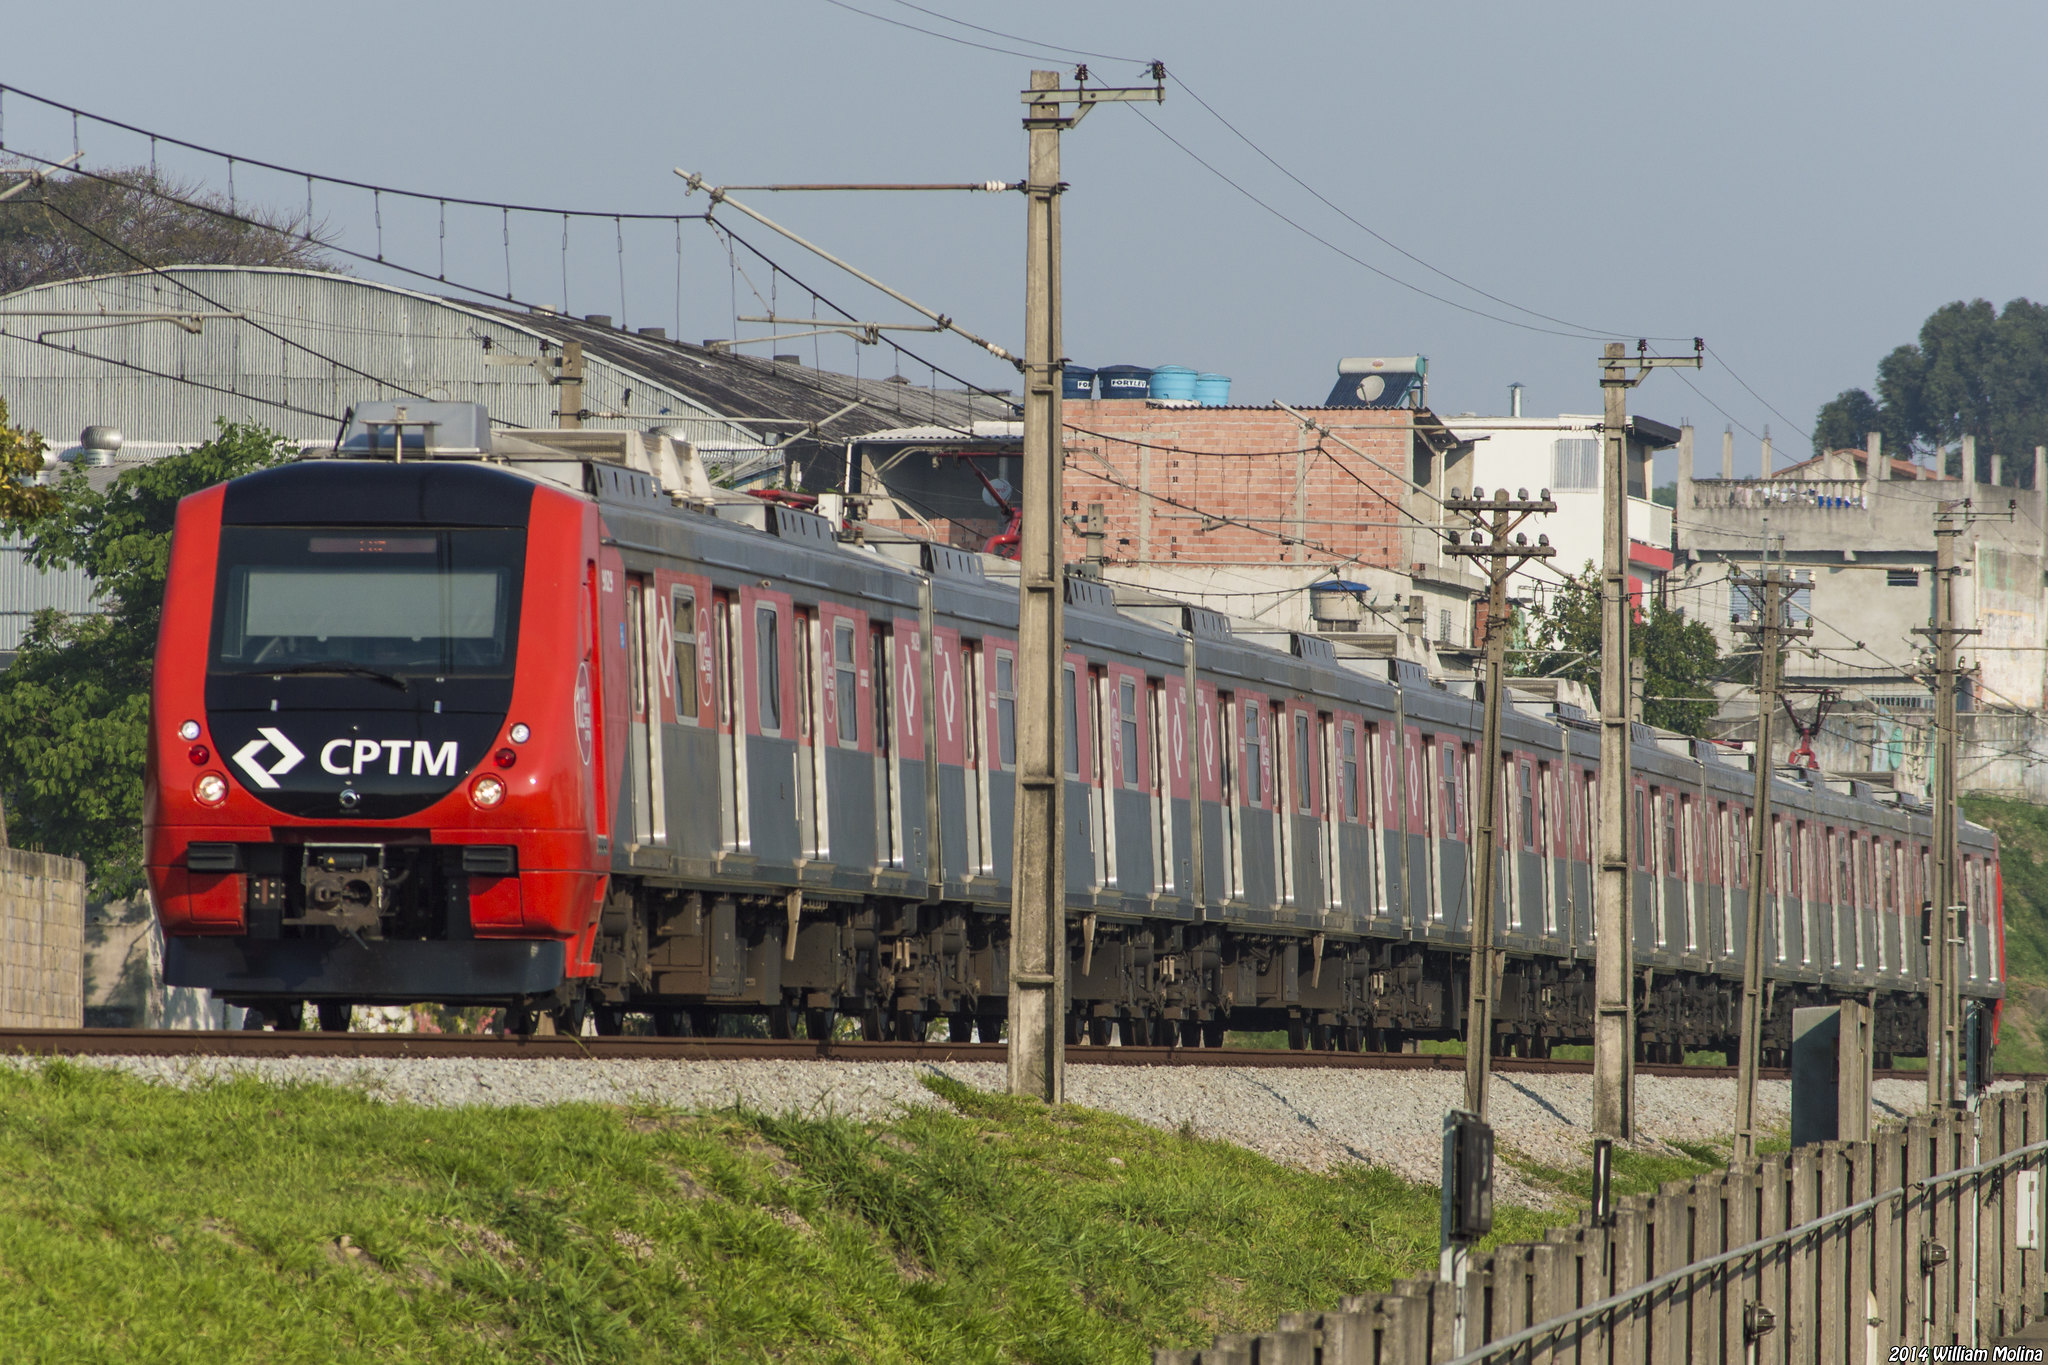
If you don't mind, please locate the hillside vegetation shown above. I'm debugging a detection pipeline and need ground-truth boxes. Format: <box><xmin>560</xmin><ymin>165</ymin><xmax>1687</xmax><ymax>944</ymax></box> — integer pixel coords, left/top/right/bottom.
<box><xmin>1963</xmin><ymin>796</ymin><xmax>2048</xmax><ymax>1074</ymax></box>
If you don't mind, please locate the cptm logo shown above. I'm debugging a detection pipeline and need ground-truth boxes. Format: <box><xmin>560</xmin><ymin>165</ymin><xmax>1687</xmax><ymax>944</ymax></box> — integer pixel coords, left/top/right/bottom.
<box><xmin>321</xmin><ymin>738</ymin><xmax>459</xmax><ymax>778</ymax></box>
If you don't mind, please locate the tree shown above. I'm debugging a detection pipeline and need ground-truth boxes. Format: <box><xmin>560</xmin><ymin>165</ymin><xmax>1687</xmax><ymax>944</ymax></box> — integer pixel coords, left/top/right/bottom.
<box><xmin>1812</xmin><ymin>297</ymin><xmax>2048</xmax><ymax>485</ymax></box>
<box><xmin>1526</xmin><ymin>562</ymin><xmax>1722</xmax><ymax>738</ymax></box>
<box><xmin>0</xmin><ymin>163</ymin><xmax>334</xmax><ymax>296</ymax></box>
<box><xmin>0</xmin><ymin>422</ymin><xmax>292</xmax><ymax>894</ymax></box>
<box><xmin>0</xmin><ymin>395</ymin><xmax>53</xmax><ymax>523</ymax></box>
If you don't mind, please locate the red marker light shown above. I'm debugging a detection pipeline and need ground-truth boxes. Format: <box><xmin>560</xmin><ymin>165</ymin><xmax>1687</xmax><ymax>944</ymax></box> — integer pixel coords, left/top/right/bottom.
<box><xmin>188</xmin><ymin>744</ymin><xmax>210</xmax><ymax>765</ymax></box>
<box><xmin>494</xmin><ymin>747</ymin><xmax>517</xmax><ymax>769</ymax></box>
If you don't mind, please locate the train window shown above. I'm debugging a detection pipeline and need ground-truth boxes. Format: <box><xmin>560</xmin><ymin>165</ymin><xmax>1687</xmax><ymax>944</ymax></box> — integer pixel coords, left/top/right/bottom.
<box><xmin>1633</xmin><ymin>788</ymin><xmax>1649</xmax><ymax>871</ymax></box>
<box><xmin>994</xmin><ymin>650</ymin><xmax>1017</xmax><ymax>768</ymax></box>
<box><xmin>1294</xmin><ymin>712</ymin><xmax>1314</xmax><ymax>814</ymax></box>
<box><xmin>1788</xmin><ymin>823</ymin><xmax>1803</xmax><ymax>897</ymax></box>
<box><xmin>1062</xmin><ymin>665</ymin><xmax>1082</xmax><ymax>778</ymax></box>
<box><xmin>1519</xmin><ymin>762</ymin><xmax>1536</xmax><ymax>851</ymax></box>
<box><xmin>1341</xmin><ymin>722</ymin><xmax>1360</xmax><ymax>823</ymax></box>
<box><xmin>1663</xmin><ymin>796</ymin><xmax>1679</xmax><ymax>874</ymax></box>
<box><xmin>833</xmin><ymin>620</ymin><xmax>858</xmax><ymax>747</ymax></box>
<box><xmin>1438</xmin><ymin>740</ymin><xmax>1460</xmax><ymax>839</ymax></box>
<box><xmin>755</xmin><ymin>605</ymin><xmax>783</xmax><ymax>735</ymax></box>
<box><xmin>670</xmin><ymin>589</ymin><xmax>699</xmax><ymax>723</ymax></box>
<box><xmin>1121</xmin><ymin>679</ymin><xmax>1141</xmax><ymax>788</ymax></box>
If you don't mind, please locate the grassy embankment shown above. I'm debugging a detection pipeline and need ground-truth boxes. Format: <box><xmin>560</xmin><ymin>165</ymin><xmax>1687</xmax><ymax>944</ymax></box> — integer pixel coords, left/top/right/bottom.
<box><xmin>0</xmin><ymin>1060</ymin><xmax>1684</xmax><ymax>1364</ymax></box>
<box><xmin>1964</xmin><ymin>795</ymin><xmax>2048</xmax><ymax>1075</ymax></box>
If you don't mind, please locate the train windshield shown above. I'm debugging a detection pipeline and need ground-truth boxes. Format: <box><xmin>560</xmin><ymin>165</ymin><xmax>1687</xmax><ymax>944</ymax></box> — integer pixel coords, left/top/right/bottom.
<box><xmin>210</xmin><ymin>526</ymin><xmax>525</xmax><ymax>677</ymax></box>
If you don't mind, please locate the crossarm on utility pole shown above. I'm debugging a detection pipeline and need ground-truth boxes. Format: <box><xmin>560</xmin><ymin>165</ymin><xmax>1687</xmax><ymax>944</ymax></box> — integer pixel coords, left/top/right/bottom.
<box><xmin>1444</xmin><ymin>489</ymin><xmax>1556</xmax><ymax>1122</ymax></box>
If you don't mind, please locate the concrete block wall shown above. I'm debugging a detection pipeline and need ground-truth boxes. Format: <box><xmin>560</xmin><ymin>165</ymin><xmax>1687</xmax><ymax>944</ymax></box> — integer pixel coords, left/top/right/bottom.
<box><xmin>1</xmin><ymin>847</ymin><xmax>87</xmax><ymax>1028</ymax></box>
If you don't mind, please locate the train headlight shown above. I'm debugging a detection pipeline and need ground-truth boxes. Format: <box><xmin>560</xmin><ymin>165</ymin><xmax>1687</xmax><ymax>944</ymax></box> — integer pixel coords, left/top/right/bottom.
<box><xmin>178</xmin><ymin>719</ymin><xmax>201</xmax><ymax>741</ymax></box>
<box><xmin>470</xmin><ymin>774</ymin><xmax>507</xmax><ymax>808</ymax></box>
<box><xmin>194</xmin><ymin>772</ymin><xmax>229</xmax><ymax>806</ymax></box>
<box><xmin>509</xmin><ymin>723</ymin><xmax>531</xmax><ymax>744</ymax></box>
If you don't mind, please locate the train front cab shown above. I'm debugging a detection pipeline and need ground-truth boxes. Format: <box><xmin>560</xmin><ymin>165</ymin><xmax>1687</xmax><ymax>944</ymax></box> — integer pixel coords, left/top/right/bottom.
<box><xmin>146</xmin><ymin>460</ymin><xmax>611</xmax><ymax>1019</ymax></box>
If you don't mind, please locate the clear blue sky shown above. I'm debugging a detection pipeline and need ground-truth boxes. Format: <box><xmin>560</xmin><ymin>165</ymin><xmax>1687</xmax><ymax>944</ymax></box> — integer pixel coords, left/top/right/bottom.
<box><xmin>4</xmin><ymin>1</ymin><xmax>2041</xmax><ymax>476</ymax></box>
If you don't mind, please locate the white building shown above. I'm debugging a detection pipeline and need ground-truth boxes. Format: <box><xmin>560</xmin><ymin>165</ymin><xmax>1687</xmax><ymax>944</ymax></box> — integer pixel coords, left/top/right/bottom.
<box><xmin>1445</xmin><ymin>412</ymin><xmax>1680</xmax><ymax>612</ymax></box>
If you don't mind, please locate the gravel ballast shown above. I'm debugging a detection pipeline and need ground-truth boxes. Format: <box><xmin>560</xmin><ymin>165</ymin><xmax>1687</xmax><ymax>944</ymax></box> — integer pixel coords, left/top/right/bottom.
<box><xmin>9</xmin><ymin>1053</ymin><xmax>1943</xmax><ymax>1197</ymax></box>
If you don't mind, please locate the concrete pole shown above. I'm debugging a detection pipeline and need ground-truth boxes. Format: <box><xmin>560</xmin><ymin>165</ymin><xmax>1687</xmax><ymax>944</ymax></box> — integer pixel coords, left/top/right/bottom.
<box><xmin>1866</xmin><ymin>431</ymin><xmax>1884</xmax><ymax>501</ymax></box>
<box><xmin>1595</xmin><ymin>343</ymin><xmax>1637</xmax><ymax>1140</ymax></box>
<box><xmin>1677</xmin><ymin>424</ymin><xmax>1695</xmax><ymax>514</ymax></box>
<box><xmin>1735</xmin><ymin>574</ymin><xmax>1785</xmax><ymax>1160</ymax></box>
<box><xmin>1009</xmin><ymin>70</ymin><xmax>1067</xmax><ymax>1102</ymax></box>
<box><xmin>1926</xmin><ymin>505</ymin><xmax>1965</xmax><ymax>1109</ymax></box>
<box><xmin>1464</xmin><ymin>510</ymin><xmax>1509</xmax><ymax>1121</ymax></box>
<box><xmin>1761</xmin><ymin>427</ymin><xmax>1773</xmax><ymax>480</ymax></box>
<box><xmin>1722</xmin><ymin>427</ymin><xmax>1735</xmax><ymax>481</ymax></box>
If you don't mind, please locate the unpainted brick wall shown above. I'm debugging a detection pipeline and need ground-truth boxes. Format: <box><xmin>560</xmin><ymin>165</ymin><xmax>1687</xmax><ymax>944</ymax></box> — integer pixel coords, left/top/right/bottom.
<box><xmin>1</xmin><ymin>847</ymin><xmax>87</xmax><ymax>1028</ymax></box>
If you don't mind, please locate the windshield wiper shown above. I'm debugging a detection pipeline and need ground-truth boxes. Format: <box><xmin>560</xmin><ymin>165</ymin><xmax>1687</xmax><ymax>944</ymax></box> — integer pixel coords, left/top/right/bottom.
<box><xmin>234</xmin><ymin>662</ymin><xmax>411</xmax><ymax>691</ymax></box>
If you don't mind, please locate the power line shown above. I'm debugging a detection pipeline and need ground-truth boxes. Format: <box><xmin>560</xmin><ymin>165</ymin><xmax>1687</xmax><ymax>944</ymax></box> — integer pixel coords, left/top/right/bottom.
<box><xmin>0</xmin><ymin>83</ymin><xmax>702</xmax><ymax>222</ymax></box>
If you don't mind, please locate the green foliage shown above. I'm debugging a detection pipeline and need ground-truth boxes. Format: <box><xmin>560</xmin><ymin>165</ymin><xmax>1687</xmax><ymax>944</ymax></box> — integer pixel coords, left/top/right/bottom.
<box><xmin>0</xmin><ymin>396</ymin><xmax>55</xmax><ymax>524</ymax></box>
<box><xmin>1811</xmin><ymin>298</ymin><xmax>2048</xmax><ymax>484</ymax></box>
<box><xmin>1649</xmin><ymin>481</ymin><xmax>1677</xmax><ymax>508</ymax></box>
<box><xmin>1527</xmin><ymin>562</ymin><xmax>1722</xmax><ymax>737</ymax></box>
<box><xmin>0</xmin><ymin>1063</ymin><xmax>1561</xmax><ymax>1363</ymax></box>
<box><xmin>0</xmin><ymin>162</ymin><xmax>334</xmax><ymax>295</ymax></box>
<box><xmin>0</xmin><ymin>422</ymin><xmax>291</xmax><ymax>894</ymax></box>
<box><xmin>1958</xmin><ymin>796</ymin><xmax>2048</xmax><ymax>1076</ymax></box>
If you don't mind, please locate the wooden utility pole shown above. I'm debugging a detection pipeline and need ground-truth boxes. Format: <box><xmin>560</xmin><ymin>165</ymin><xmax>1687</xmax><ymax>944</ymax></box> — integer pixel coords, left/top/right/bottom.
<box><xmin>1445</xmin><ymin>488</ymin><xmax>1555</xmax><ymax>1121</ymax></box>
<box><xmin>1915</xmin><ymin>500</ymin><xmax>1975</xmax><ymax>1109</ymax></box>
<box><xmin>1594</xmin><ymin>340</ymin><xmax>1700</xmax><ymax>1141</ymax></box>
<box><xmin>1009</xmin><ymin>67</ymin><xmax>1162</xmax><ymax>1103</ymax></box>
<box><xmin>1731</xmin><ymin>570</ymin><xmax>1809</xmax><ymax>1159</ymax></box>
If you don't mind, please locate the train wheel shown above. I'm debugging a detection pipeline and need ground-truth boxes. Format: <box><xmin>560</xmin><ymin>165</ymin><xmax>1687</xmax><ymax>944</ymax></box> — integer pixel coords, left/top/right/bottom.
<box><xmin>767</xmin><ymin>1006</ymin><xmax>794</xmax><ymax>1040</ymax></box>
<box><xmin>1065</xmin><ymin>1013</ymin><xmax>1084</xmax><ymax>1046</ymax></box>
<box><xmin>1286</xmin><ymin>1019</ymin><xmax>1309</xmax><ymax>1051</ymax></box>
<box><xmin>550</xmin><ymin>995</ymin><xmax>589</xmax><ymax>1037</ymax></box>
<box><xmin>592</xmin><ymin>1006</ymin><xmax>626</xmax><ymax>1036</ymax></box>
<box><xmin>861</xmin><ymin>1007</ymin><xmax>887</xmax><ymax>1042</ymax></box>
<box><xmin>1124</xmin><ymin>1016</ymin><xmax>1153</xmax><ymax>1047</ymax></box>
<box><xmin>1341</xmin><ymin>1023</ymin><xmax>1365</xmax><ymax>1053</ymax></box>
<box><xmin>805</xmin><ymin>1008</ymin><xmax>839</xmax><ymax>1041</ymax></box>
<box><xmin>689</xmin><ymin>1007</ymin><xmax>718</xmax><ymax>1038</ymax></box>
<box><xmin>1087</xmin><ymin>1016</ymin><xmax>1113</xmax><ymax>1046</ymax></box>
<box><xmin>241</xmin><ymin>1008</ymin><xmax>268</xmax><ymax>1031</ymax></box>
<box><xmin>651</xmin><ymin>1008</ymin><xmax>691</xmax><ymax>1037</ymax></box>
<box><xmin>1201</xmin><ymin>1018</ymin><xmax>1227</xmax><ymax>1049</ymax></box>
<box><xmin>317</xmin><ymin>1003</ymin><xmax>353</xmax><ymax>1033</ymax></box>
<box><xmin>1178</xmin><ymin>1018</ymin><xmax>1201</xmax><ymax>1048</ymax></box>
<box><xmin>974</xmin><ymin>1013</ymin><xmax>1006</xmax><ymax>1044</ymax></box>
<box><xmin>1309</xmin><ymin>1022</ymin><xmax>1333</xmax><ymax>1051</ymax></box>
<box><xmin>894</xmin><ymin>1011</ymin><xmax>928</xmax><ymax>1043</ymax></box>
<box><xmin>945</xmin><ymin>1012</ymin><xmax>975</xmax><ymax>1043</ymax></box>
<box><xmin>506</xmin><ymin>1004</ymin><xmax>541</xmax><ymax>1037</ymax></box>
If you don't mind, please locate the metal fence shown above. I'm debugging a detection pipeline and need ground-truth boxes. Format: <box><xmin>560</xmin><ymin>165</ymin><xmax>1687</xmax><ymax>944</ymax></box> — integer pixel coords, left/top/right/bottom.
<box><xmin>1159</xmin><ymin>1084</ymin><xmax>2048</xmax><ymax>1364</ymax></box>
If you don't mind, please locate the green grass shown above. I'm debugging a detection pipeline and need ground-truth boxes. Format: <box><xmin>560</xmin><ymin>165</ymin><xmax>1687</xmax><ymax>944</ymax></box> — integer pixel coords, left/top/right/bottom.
<box><xmin>0</xmin><ymin>1062</ymin><xmax>1559</xmax><ymax>1364</ymax></box>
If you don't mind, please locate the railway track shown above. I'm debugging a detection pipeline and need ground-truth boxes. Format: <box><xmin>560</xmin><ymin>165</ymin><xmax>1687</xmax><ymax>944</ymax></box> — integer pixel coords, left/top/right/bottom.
<box><xmin>0</xmin><ymin>1028</ymin><xmax>1962</xmax><ymax>1082</ymax></box>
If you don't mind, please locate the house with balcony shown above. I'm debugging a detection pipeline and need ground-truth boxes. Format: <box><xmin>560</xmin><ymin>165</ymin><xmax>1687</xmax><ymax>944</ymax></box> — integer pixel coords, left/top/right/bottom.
<box><xmin>1669</xmin><ymin>432</ymin><xmax>2048</xmax><ymax>798</ymax></box>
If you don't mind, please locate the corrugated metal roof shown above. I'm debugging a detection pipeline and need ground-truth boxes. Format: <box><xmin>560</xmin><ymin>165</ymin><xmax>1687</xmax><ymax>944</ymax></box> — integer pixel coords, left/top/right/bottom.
<box><xmin>0</xmin><ymin>267</ymin><xmax>1016</xmax><ymax>456</ymax></box>
<box><xmin>0</xmin><ymin>537</ymin><xmax>98</xmax><ymax>653</ymax></box>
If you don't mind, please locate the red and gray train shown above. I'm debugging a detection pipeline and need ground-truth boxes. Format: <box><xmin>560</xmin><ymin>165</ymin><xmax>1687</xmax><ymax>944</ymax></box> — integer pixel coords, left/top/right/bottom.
<box><xmin>146</xmin><ymin>403</ymin><xmax>2004</xmax><ymax>1051</ymax></box>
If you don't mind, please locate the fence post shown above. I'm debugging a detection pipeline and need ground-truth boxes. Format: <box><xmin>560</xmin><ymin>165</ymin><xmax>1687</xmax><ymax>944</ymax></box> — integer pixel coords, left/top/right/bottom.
<box><xmin>1613</xmin><ymin>1195</ymin><xmax>1650</xmax><ymax>1365</ymax></box>
<box><xmin>1818</xmin><ymin>1144</ymin><xmax>1848</xmax><ymax>1365</ymax></box>
<box><xmin>1903</xmin><ymin>1116</ymin><xmax>1930</xmax><ymax>1344</ymax></box>
<box><xmin>1847</xmin><ymin>1138</ymin><xmax>1876</xmax><ymax>1365</ymax></box>
<box><xmin>1787</xmin><ymin>1148</ymin><xmax>1819</xmax><ymax>1364</ymax></box>
<box><xmin>1991</xmin><ymin>1091</ymin><xmax>2015</xmax><ymax>1340</ymax></box>
<box><xmin>1648</xmin><ymin>1179</ymin><xmax>1685</xmax><ymax>1364</ymax></box>
<box><xmin>1582</xmin><ymin>1214</ymin><xmax>1614</xmax><ymax>1365</ymax></box>
<box><xmin>1938</xmin><ymin>1112</ymin><xmax>1963</xmax><ymax>1344</ymax></box>
<box><xmin>1687</xmin><ymin>1170</ymin><xmax>1725</xmax><ymax>1365</ymax></box>
<box><xmin>1760</xmin><ymin>1154</ymin><xmax>1791</xmax><ymax>1365</ymax></box>
<box><xmin>1726</xmin><ymin>1159</ymin><xmax>1759</xmax><ymax>1365</ymax></box>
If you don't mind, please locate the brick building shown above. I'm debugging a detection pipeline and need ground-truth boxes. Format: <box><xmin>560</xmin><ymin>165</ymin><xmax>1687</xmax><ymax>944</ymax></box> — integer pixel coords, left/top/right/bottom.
<box><xmin>816</xmin><ymin>398</ymin><xmax>1483</xmax><ymax>659</ymax></box>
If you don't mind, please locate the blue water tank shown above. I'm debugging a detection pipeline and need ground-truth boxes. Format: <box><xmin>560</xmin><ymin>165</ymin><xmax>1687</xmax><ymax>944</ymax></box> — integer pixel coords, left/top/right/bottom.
<box><xmin>1195</xmin><ymin>373</ymin><xmax>1231</xmax><ymax>405</ymax></box>
<box><xmin>1097</xmin><ymin>364</ymin><xmax>1153</xmax><ymax>400</ymax></box>
<box><xmin>1149</xmin><ymin>365</ymin><xmax>1198</xmax><ymax>400</ymax></box>
<box><xmin>1062</xmin><ymin>366</ymin><xmax>1097</xmax><ymax>400</ymax></box>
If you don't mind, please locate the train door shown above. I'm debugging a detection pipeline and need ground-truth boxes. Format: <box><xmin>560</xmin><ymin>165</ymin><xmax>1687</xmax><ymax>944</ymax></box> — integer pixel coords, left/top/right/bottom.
<box><xmin>623</xmin><ymin>576</ymin><xmax>657</xmax><ymax>847</ymax></box>
<box><xmin>962</xmin><ymin>640</ymin><xmax>988</xmax><ymax>875</ymax></box>
<box><xmin>1094</xmin><ymin>667</ymin><xmax>1117</xmax><ymax>887</ymax></box>
<box><xmin>1420</xmin><ymin>736</ymin><xmax>1442</xmax><ymax>926</ymax></box>
<box><xmin>1150</xmin><ymin>681</ymin><xmax>1172</xmax><ymax>894</ymax></box>
<box><xmin>1537</xmin><ymin>762</ymin><xmax>1559</xmax><ymax>937</ymax></box>
<box><xmin>871</xmin><ymin>624</ymin><xmax>900</xmax><ymax>868</ymax></box>
<box><xmin>713</xmin><ymin>590</ymin><xmax>747</xmax><ymax>850</ymax></box>
<box><xmin>1320</xmin><ymin>713</ymin><xmax>1341</xmax><ymax>912</ymax></box>
<box><xmin>1060</xmin><ymin>661</ymin><xmax>1095</xmax><ymax>891</ymax></box>
<box><xmin>1218</xmin><ymin>692</ymin><xmax>1243</xmax><ymax>899</ymax></box>
<box><xmin>793</xmin><ymin>609</ymin><xmax>822</xmax><ymax>858</ymax></box>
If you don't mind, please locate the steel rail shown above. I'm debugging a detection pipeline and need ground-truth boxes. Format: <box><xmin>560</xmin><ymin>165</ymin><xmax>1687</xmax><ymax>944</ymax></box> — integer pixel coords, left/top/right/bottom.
<box><xmin>0</xmin><ymin>1029</ymin><xmax>2011</xmax><ymax>1082</ymax></box>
